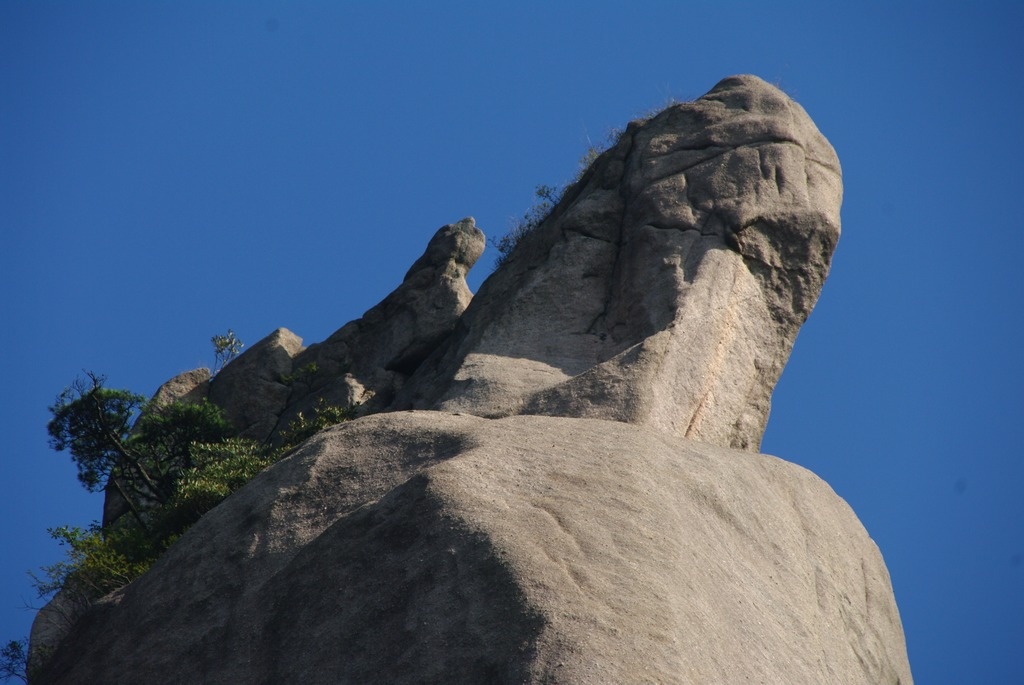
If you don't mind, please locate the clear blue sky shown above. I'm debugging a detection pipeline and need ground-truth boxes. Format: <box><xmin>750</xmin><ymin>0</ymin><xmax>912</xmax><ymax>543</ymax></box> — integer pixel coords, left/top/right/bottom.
<box><xmin>2</xmin><ymin>2</ymin><xmax>1021</xmax><ymax>682</ymax></box>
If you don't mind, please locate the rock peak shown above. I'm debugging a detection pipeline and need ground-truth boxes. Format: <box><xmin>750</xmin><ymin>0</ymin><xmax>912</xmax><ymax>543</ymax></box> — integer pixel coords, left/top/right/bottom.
<box><xmin>398</xmin><ymin>74</ymin><xmax>842</xmax><ymax>450</ymax></box>
<box><xmin>147</xmin><ymin>76</ymin><xmax>842</xmax><ymax>452</ymax></box>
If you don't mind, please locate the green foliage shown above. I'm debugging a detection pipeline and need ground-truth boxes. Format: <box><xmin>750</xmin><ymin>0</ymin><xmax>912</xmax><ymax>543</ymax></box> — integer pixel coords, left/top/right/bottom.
<box><xmin>278</xmin><ymin>398</ymin><xmax>358</xmax><ymax>451</ymax></box>
<box><xmin>0</xmin><ymin>639</ymin><xmax>28</xmax><ymax>684</ymax></box>
<box><xmin>47</xmin><ymin>375</ymin><xmax>234</xmax><ymax>531</ymax></box>
<box><xmin>490</xmin><ymin>184</ymin><xmax>563</xmax><ymax>268</ymax></box>
<box><xmin>155</xmin><ymin>438</ymin><xmax>276</xmax><ymax>536</ymax></box>
<box><xmin>132</xmin><ymin>399</ymin><xmax>232</xmax><ymax>476</ymax></box>
<box><xmin>279</xmin><ymin>362</ymin><xmax>319</xmax><ymax>386</ymax></box>
<box><xmin>47</xmin><ymin>373</ymin><xmax>146</xmax><ymax>493</ymax></box>
<box><xmin>31</xmin><ymin>524</ymin><xmax>156</xmax><ymax>604</ymax></box>
<box><xmin>33</xmin><ymin>437</ymin><xmax>278</xmax><ymax>613</ymax></box>
<box><xmin>211</xmin><ymin>329</ymin><xmax>243</xmax><ymax>374</ymax></box>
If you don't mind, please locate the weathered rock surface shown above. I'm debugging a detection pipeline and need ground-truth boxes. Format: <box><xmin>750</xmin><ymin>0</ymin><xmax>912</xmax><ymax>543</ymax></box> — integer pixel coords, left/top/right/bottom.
<box><xmin>282</xmin><ymin>217</ymin><xmax>484</xmax><ymax>424</ymax></box>
<box><xmin>150</xmin><ymin>367</ymin><xmax>211</xmax><ymax>407</ymax></box>
<box><xmin>207</xmin><ymin>327</ymin><xmax>304</xmax><ymax>442</ymax></box>
<box><xmin>200</xmin><ymin>218</ymin><xmax>484</xmax><ymax>445</ymax></box>
<box><xmin>398</xmin><ymin>75</ymin><xmax>842</xmax><ymax>451</ymax></box>
<box><xmin>36</xmin><ymin>413</ymin><xmax>911</xmax><ymax>684</ymax></box>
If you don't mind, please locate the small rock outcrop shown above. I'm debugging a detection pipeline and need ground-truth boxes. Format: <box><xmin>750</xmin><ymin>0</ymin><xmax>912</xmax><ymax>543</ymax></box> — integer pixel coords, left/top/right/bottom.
<box><xmin>192</xmin><ymin>218</ymin><xmax>484</xmax><ymax>445</ymax></box>
<box><xmin>31</xmin><ymin>76</ymin><xmax>913</xmax><ymax>684</ymax></box>
<box><xmin>398</xmin><ymin>75</ymin><xmax>842</xmax><ymax>451</ymax></box>
<box><xmin>208</xmin><ymin>327</ymin><xmax>303</xmax><ymax>441</ymax></box>
<box><xmin>150</xmin><ymin>367</ymin><xmax>210</xmax><ymax>407</ymax></box>
<box><xmin>282</xmin><ymin>217</ymin><xmax>484</xmax><ymax>423</ymax></box>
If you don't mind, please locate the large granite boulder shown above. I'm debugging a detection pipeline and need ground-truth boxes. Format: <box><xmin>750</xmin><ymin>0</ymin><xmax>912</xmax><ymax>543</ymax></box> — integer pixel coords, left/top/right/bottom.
<box><xmin>398</xmin><ymin>75</ymin><xmax>842</xmax><ymax>451</ymax></box>
<box><xmin>35</xmin><ymin>413</ymin><xmax>911</xmax><ymax>684</ymax></box>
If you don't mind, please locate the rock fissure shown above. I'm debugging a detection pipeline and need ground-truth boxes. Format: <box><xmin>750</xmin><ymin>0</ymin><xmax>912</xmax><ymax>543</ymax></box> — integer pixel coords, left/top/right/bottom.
<box><xmin>581</xmin><ymin>126</ymin><xmax>636</xmax><ymax>339</ymax></box>
<box><xmin>683</xmin><ymin>266</ymin><xmax>743</xmax><ymax>440</ymax></box>
<box><xmin>637</xmin><ymin>138</ymin><xmax>809</xmax><ymax>190</ymax></box>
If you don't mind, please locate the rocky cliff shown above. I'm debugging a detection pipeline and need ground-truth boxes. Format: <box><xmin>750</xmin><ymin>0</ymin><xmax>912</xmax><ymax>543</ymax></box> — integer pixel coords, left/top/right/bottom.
<box><xmin>31</xmin><ymin>75</ymin><xmax>912</xmax><ymax>684</ymax></box>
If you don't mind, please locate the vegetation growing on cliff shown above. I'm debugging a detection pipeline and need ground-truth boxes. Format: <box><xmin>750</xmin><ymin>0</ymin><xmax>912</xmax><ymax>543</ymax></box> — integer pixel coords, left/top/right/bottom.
<box><xmin>489</xmin><ymin>141</ymin><xmax>610</xmax><ymax>269</ymax></box>
<box><xmin>0</xmin><ymin>639</ymin><xmax>27</xmax><ymax>683</ymax></box>
<box><xmin>18</xmin><ymin>339</ymin><xmax>360</xmax><ymax>671</ymax></box>
<box><xmin>46</xmin><ymin>373</ymin><xmax>232</xmax><ymax>533</ymax></box>
<box><xmin>36</xmin><ymin>377</ymin><xmax>358</xmax><ymax>613</ymax></box>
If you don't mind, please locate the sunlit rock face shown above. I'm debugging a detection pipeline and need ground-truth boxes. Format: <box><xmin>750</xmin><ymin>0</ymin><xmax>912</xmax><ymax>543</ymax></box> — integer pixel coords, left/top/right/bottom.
<box><xmin>399</xmin><ymin>74</ymin><xmax>842</xmax><ymax>452</ymax></box>
<box><xmin>204</xmin><ymin>217</ymin><xmax>486</xmax><ymax>444</ymax></box>
<box><xmin>36</xmin><ymin>413</ymin><xmax>910</xmax><ymax>685</ymax></box>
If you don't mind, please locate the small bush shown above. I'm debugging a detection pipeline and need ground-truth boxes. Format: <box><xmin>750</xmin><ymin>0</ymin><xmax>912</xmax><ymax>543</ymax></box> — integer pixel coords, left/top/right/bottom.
<box><xmin>156</xmin><ymin>438</ymin><xmax>276</xmax><ymax>535</ymax></box>
<box><xmin>279</xmin><ymin>362</ymin><xmax>319</xmax><ymax>386</ymax></box>
<box><xmin>0</xmin><ymin>639</ymin><xmax>28</xmax><ymax>684</ymax></box>
<box><xmin>278</xmin><ymin>398</ymin><xmax>358</xmax><ymax>451</ymax></box>
<box><xmin>31</xmin><ymin>524</ymin><xmax>155</xmax><ymax>605</ymax></box>
<box><xmin>490</xmin><ymin>184</ymin><xmax>563</xmax><ymax>268</ymax></box>
<box><xmin>211</xmin><ymin>329</ymin><xmax>243</xmax><ymax>374</ymax></box>
<box><xmin>489</xmin><ymin>139</ymin><xmax>613</xmax><ymax>269</ymax></box>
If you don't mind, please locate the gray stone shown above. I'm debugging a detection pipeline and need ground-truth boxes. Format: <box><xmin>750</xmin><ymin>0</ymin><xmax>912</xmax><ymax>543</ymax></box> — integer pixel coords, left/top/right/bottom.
<box><xmin>208</xmin><ymin>327</ymin><xmax>304</xmax><ymax>442</ymax></box>
<box><xmin>278</xmin><ymin>218</ymin><xmax>484</xmax><ymax>433</ymax></box>
<box><xmin>35</xmin><ymin>413</ymin><xmax>912</xmax><ymax>684</ymax></box>
<box><xmin>149</xmin><ymin>367</ymin><xmax>210</xmax><ymax>407</ymax></box>
<box><xmin>398</xmin><ymin>75</ymin><xmax>842</xmax><ymax>451</ymax></box>
<box><xmin>27</xmin><ymin>589</ymin><xmax>81</xmax><ymax>679</ymax></box>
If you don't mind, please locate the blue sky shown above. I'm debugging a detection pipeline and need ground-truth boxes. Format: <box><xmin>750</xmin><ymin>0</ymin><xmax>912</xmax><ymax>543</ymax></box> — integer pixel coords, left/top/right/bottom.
<box><xmin>1</xmin><ymin>2</ymin><xmax>1021</xmax><ymax>682</ymax></box>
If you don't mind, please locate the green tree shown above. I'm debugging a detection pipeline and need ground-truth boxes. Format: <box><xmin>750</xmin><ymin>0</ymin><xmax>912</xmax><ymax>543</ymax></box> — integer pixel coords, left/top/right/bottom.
<box><xmin>211</xmin><ymin>329</ymin><xmax>243</xmax><ymax>374</ymax></box>
<box><xmin>0</xmin><ymin>639</ymin><xmax>27</xmax><ymax>684</ymax></box>
<box><xmin>47</xmin><ymin>373</ymin><xmax>153</xmax><ymax>529</ymax></box>
<box><xmin>47</xmin><ymin>373</ymin><xmax>230</xmax><ymax>532</ymax></box>
<box><xmin>130</xmin><ymin>399</ymin><xmax>231</xmax><ymax>497</ymax></box>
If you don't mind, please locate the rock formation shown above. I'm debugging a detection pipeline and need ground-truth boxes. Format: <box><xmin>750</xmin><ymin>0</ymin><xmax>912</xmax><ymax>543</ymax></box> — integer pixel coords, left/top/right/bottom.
<box><xmin>36</xmin><ymin>414</ymin><xmax>911</xmax><ymax>685</ymax></box>
<box><xmin>198</xmin><ymin>218</ymin><xmax>484</xmax><ymax>445</ymax></box>
<box><xmin>398</xmin><ymin>75</ymin><xmax>842</xmax><ymax>451</ymax></box>
<box><xmin>150</xmin><ymin>367</ymin><xmax>210</xmax><ymax>408</ymax></box>
<box><xmin>281</xmin><ymin>217</ymin><xmax>484</xmax><ymax>425</ymax></box>
<box><xmin>208</xmin><ymin>327</ymin><xmax>304</xmax><ymax>442</ymax></box>
<box><xmin>31</xmin><ymin>75</ymin><xmax>912</xmax><ymax>684</ymax></box>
